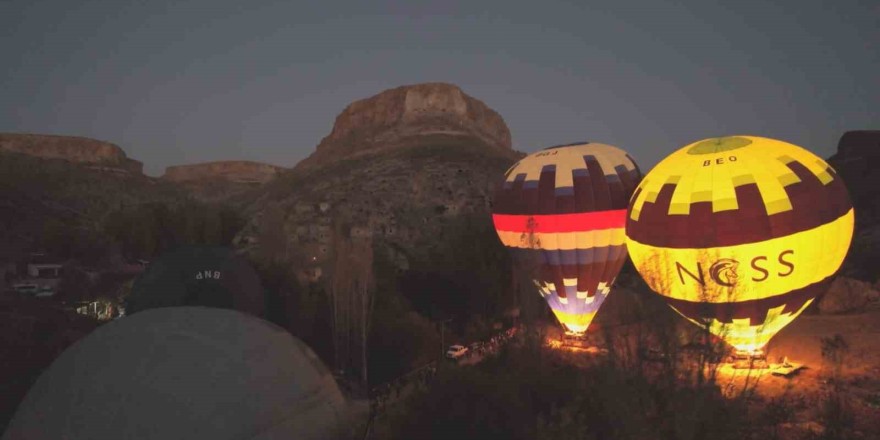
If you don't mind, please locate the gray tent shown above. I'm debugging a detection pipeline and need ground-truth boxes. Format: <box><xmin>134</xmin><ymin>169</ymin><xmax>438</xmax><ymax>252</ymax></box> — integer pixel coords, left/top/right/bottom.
<box><xmin>2</xmin><ymin>307</ymin><xmax>366</xmax><ymax>440</ymax></box>
<box><xmin>126</xmin><ymin>245</ymin><xmax>265</xmax><ymax>318</ymax></box>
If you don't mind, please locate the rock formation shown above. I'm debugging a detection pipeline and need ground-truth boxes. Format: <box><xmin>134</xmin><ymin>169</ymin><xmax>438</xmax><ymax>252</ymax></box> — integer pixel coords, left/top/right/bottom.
<box><xmin>828</xmin><ymin>130</ymin><xmax>880</xmax><ymax>224</ymax></box>
<box><xmin>160</xmin><ymin>160</ymin><xmax>286</xmax><ymax>203</ymax></box>
<box><xmin>828</xmin><ymin>131</ymin><xmax>880</xmax><ymax>283</ymax></box>
<box><xmin>162</xmin><ymin>160</ymin><xmax>284</xmax><ymax>184</ymax></box>
<box><xmin>817</xmin><ymin>276</ymin><xmax>880</xmax><ymax>314</ymax></box>
<box><xmin>237</xmin><ymin>83</ymin><xmax>523</xmax><ymax>283</ymax></box>
<box><xmin>293</xmin><ymin>82</ymin><xmax>513</xmax><ymax>171</ymax></box>
<box><xmin>0</xmin><ymin>133</ymin><xmax>141</xmax><ymax>174</ymax></box>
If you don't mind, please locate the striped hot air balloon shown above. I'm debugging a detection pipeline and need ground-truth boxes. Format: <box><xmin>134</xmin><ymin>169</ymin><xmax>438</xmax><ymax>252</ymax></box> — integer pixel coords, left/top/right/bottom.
<box><xmin>626</xmin><ymin>136</ymin><xmax>855</xmax><ymax>353</ymax></box>
<box><xmin>492</xmin><ymin>142</ymin><xmax>642</xmax><ymax>334</ymax></box>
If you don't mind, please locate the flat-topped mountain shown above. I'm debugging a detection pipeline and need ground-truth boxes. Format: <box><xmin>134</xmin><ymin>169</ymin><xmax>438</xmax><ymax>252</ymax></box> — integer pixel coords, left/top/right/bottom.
<box><xmin>293</xmin><ymin>82</ymin><xmax>513</xmax><ymax>171</ymax></box>
<box><xmin>829</xmin><ymin>130</ymin><xmax>880</xmax><ymax>283</ymax></box>
<box><xmin>162</xmin><ymin>160</ymin><xmax>284</xmax><ymax>184</ymax></box>
<box><xmin>160</xmin><ymin>160</ymin><xmax>286</xmax><ymax>204</ymax></box>
<box><xmin>828</xmin><ymin>130</ymin><xmax>880</xmax><ymax>225</ymax></box>
<box><xmin>237</xmin><ymin>83</ymin><xmax>524</xmax><ymax>286</ymax></box>
<box><xmin>0</xmin><ymin>133</ymin><xmax>142</xmax><ymax>174</ymax></box>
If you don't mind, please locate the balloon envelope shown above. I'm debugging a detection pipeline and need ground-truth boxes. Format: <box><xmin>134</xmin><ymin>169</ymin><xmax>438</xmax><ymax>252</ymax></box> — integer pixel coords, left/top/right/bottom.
<box><xmin>126</xmin><ymin>245</ymin><xmax>265</xmax><ymax>318</ymax></box>
<box><xmin>2</xmin><ymin>307</ymin><xmax>363</xmax><ymax>440</ymax></box>
<box><xmin>625</xmin><ymin>136</ymin><xmax>854</xmax><ymax>352</ymax></box>
<box><xmin>492</xmin><ymin>142</ymin><xmax>642</xmax><ymax>333</ymax></box>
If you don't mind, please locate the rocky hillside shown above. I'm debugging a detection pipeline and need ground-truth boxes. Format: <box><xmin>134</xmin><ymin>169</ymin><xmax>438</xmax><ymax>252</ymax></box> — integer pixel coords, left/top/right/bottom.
<box><xmin>237</xmin><ymin>83</ymin><xmax>524</xmax><ymax>283</ymax></box>
<box><xmin>293</xmin><ymin>82</ymin><xmax>513</xmax><ymax>172</ymax></box>
<box><xmin>0</xmin><ymin>133</ymin><xmax>142</xmax><ymax>174</ymax></box>
<box><xmin>0</xmin><ymin>150</ymin><xmax>184</xmax><ymax>261</ymax></box>
<box><xmin>829</xmin><ymin>130</ymin><xmax>880</xmax><ymax>282</ymax></box>
<box><xmin>161</xmin><ymin>160</ymin><xmax>285</xmax><ymax>203</ymax></box>
<box><xmin>828</xmin><ymin>130</ymin><xmax>880</xmax><ymax>225</ymax></box>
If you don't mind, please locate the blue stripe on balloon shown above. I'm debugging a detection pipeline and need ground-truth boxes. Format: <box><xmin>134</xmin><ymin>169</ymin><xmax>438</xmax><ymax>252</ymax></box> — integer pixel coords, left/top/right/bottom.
<box><xmin>555</xmin><ymin>186</ymin><xmax>575</xmax><ymax>196</ymax></box>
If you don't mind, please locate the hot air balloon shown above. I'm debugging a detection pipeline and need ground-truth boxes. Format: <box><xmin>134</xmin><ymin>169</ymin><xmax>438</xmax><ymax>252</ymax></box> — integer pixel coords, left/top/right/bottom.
<box><xmin>625</xmin><ymin>136</ymin><xmax>854</xmax><ymax>355</ymax></box>
<box><xmin>125</xmin><ymin>244</ymin><xmax>266</xmax><ymax>318</ymax></box>
<box><xmin>2</xmin><ymin>307</ymin><xmax>367</xmax><ymax>440</ymax></box>
<box><xmin>492</xmin><ymin>142</ymin><xmax>642</xmax><ymax>336</ymax></box>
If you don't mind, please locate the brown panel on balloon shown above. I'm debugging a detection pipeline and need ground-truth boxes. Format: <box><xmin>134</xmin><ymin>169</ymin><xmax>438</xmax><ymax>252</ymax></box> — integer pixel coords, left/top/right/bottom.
<box><xmin>561</xmin><ymin>261</ymin><xmax>578</xmax><ymax>279</ymax></box>
<box><xmin>592</xmin><ymin>245</ymin><xmax>613</xmax><ymax>287</ymax></box>
<box><xmin>556</xmin><ymin>190</ymin><xmax>577</xmax><ymax>215</ymax></box>
<box><xmin>584</xmin><ymin>156</ymin><xmax>612</xmax><ymax>211</ymax></box>
<box><xmin>625</xmin><ymin>154</ymin><xmax>643</xmax><ymax>182</ymax></box>
<box><xmin>606</xmin><ymin>178</ymin><xmax>626</xmax><ymax>212</ymax></box>
<box><xmin>632</xmin><ymin>183</ymin><xmax>677</xmax><ymax>248</ymax></box>
<box><xmin>614</xmin><ymin>164</ymin><xmax>640</xmax><ymax>207</ymax></box>
<box><xmin>662</xmin><ymin>278</ymin><xmax>830</xmax><ymax>325</ymax></box>
<box><xmin>573</xmin><ymin>170</ymin><xmax>596</xmax><ymax>212</ymax></box>
<box><xmin>537</xmin><ymin>165</ymin><xmax>557</xmax><ymax>215</ymax></box>
<box><xmin>627</xmin><ymin>159</ymin><xmax>853</xmax><ymax>248</ymax></box>
<box><xmin>713</xmin><ymin>184</ymin><xmax>770</xmax><ymax>245</ymax></box>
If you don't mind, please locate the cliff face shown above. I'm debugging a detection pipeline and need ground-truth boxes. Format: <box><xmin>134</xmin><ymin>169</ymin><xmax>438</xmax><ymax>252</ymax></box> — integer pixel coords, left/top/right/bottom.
<box><xmin>293</xmin><ymin>83</ymin><xmax>513</xmax><ymax>171</ymax></box>
<box><xmin>162</xmin><ymin>161</ymin><xmax>284</xmax><ymax>184</ymax></box>
<box><xmin>828</xmin><ymin>130</ymin><xmax>880</xmax><ymax>283</ymax></box>
<box><xmin>161</xmin><ymin>161</ymin><xmax>286</xmax><ymax>204</ymax></box>
<box><xmin>0</xmin><ymin>151</ymin><xmax>184</xmax><ymax>259</ymax></box>
<box><xmin>237</xmin><ymin>83</ymin><xmax>523</xmax><ymax>283</ymax></box>
<box><xmin>0</xmin><ymin>133</ymin><xmax>140</xmax><ymax>174</ymax></box>
<box><xmin>828</xmin><ymin>130</ymin><xmax>880</xmax><ymax>224</ymax></box>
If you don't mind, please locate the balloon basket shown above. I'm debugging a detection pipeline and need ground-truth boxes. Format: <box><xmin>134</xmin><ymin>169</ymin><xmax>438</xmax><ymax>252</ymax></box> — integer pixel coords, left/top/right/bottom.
<box><xmin>730</xmin><ymin>350</ymin><xmax>769</xmax><ymax>369</ymax></box>
<box><xmin>561</xmin><ymin>332</ymin><xmax>591</xmax><ymax>348</ymax></box>
<box><xmin>547</xmin><ymin>332</ymin><xmax>608</xmax><ymax>354</ymax></box>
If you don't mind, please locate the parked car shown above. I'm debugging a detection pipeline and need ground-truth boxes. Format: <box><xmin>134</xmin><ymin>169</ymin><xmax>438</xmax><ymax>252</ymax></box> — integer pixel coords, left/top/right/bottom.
<box><xmin>445</xmin><ymin>344</ymin><xmax>469</xmax><ymax>360</ymax></box>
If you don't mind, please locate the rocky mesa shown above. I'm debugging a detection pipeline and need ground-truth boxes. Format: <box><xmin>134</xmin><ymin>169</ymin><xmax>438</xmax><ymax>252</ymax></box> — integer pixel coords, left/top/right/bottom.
<box><xmin>162</xmin><ymin>161</ymin><xmax>284</xmax><ymax>184</ymax></box>
<box><xmin>160</xmin><ymin>160</ymin><xmax>286</xmax><ymax>204</ymax></box>
<box><xmin>0</xmin><ymin>133</ymin><xmax>142</xmax><ymax>174</ymax></box>
<box><xmin>238</xmin><ymin>83</ymin><xmax>523</xmax><ymax>283</ymax></box>
<box><xmin>828</xmin><ymin>130</ymin><xmax>880</xmax><ymax>283</ymax></box>
<box><xmin>828</xmin><ymin>130</ymin><xmax>880</xmax><ymax>224</ymax></box>
<box><xmin>293</xmin><ymin>82</ymin><xmax>513</xmax><ymax>171</ymax></box>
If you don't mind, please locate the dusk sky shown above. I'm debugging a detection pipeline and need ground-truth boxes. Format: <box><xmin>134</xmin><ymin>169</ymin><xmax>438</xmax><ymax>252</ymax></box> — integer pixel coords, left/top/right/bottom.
<box><xmin>2</xmin><ymin>0</ymin><xmax>877</xmax><ymax>176</ymax></box>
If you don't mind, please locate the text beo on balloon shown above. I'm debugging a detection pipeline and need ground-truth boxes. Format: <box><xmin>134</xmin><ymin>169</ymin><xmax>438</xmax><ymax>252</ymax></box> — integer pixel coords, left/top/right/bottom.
<box><xmin>702</xmin><ymin>155</ymin><xmax>738</xmax><ymax>167</ymax></box>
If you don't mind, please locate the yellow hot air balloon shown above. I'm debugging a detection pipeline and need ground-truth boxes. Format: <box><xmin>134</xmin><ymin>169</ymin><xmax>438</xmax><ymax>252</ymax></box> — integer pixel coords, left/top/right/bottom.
<box><xmin>625</xmin><ymin>136</ymin><xmax>854</xmax><ymax>354</ymax></box>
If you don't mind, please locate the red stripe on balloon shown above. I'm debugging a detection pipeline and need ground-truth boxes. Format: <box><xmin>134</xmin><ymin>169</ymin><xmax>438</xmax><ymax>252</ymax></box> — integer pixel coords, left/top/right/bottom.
<box><xmin>492</xmin><ymin>210</ymin><xmax>627</xmax><ymax>233</ymax></box>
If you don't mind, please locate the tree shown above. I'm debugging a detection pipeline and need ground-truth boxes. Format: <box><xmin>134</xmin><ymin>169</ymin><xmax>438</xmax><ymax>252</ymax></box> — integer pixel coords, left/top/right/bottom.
<box><xmin>328</xmin><ymin>221</ymin><xmax>375</xmax><ymax>387</ymax></box>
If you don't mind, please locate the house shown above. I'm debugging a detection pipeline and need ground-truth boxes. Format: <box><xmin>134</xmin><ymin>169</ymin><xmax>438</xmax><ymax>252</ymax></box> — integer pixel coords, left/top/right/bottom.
<box><xmin>25</xmin><ymin>253</ymin><xmax>64</xmax><ymax>278</ymax></box>
<box><xmin>27</xmin><ymin>263</ymin><xmax>63</xmax><ymax>278</ymax></box>
<box><xmin>12</xmin><ymin>253</ymin><xmax>64</xmax><ymax>297</ymax></box>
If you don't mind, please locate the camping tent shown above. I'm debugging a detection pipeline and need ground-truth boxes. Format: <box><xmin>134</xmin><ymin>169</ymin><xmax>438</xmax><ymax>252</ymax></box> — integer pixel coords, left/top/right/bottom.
<box><xmin>125</xmin><ymin>245</ymin><xmax>265</xmax><ymax>318</ymax></box>
<box><xmin>2</xmin><ymin>307</ymin><xmax>365</xmax><ymax>440</ymax></box>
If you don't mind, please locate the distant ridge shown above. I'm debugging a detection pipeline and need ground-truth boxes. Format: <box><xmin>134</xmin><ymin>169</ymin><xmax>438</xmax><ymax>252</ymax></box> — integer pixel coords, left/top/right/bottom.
<box><xmin>0</xmin><ymin>133</ymin><xmax>142</xmax><ymax>174</ymax></box>
<box><xmin>162</xmin><ymin>160</ymin><xmax>285</xmax><ymax>184</ymax></box>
